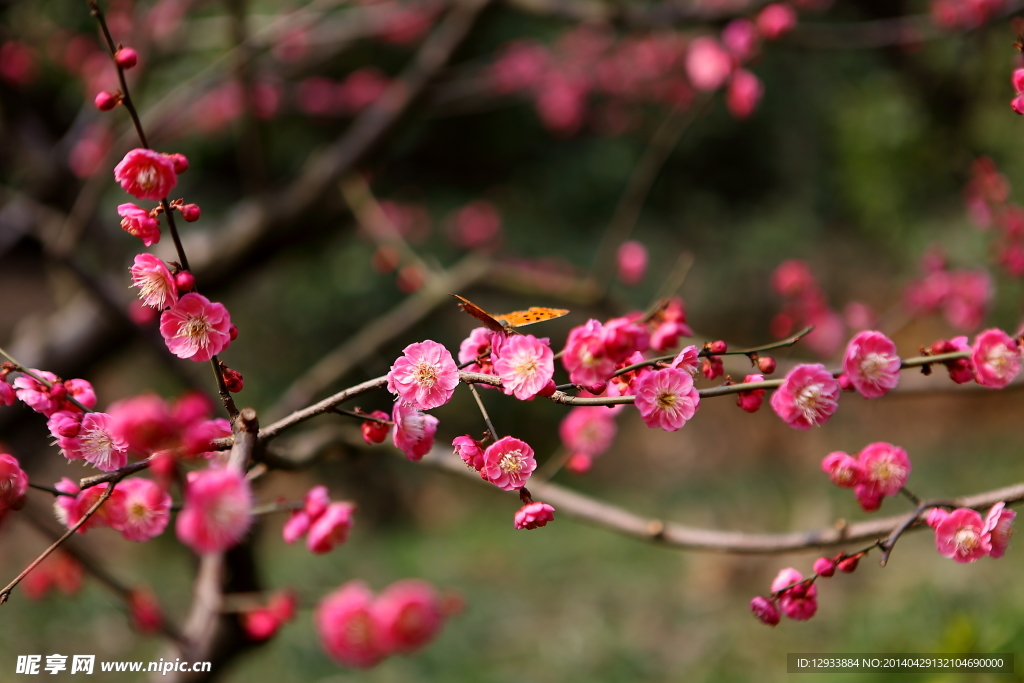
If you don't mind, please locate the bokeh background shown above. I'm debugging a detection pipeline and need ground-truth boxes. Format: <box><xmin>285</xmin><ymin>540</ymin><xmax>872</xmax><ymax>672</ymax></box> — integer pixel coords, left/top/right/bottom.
<box><xmin>2</xmin><ymin>0</ymin><xmax>1024</xmax><ymax>680</ymax></box>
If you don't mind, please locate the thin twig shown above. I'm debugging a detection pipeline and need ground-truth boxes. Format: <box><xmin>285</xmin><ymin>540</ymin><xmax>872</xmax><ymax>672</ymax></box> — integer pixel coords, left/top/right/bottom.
<box><xmin>466</xmin><ymin>383</ymin><xmax>499</xmax><ymax>441</ymax></box>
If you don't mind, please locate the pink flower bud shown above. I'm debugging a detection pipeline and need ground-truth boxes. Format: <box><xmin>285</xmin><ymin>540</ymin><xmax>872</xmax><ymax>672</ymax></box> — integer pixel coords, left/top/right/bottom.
<box><xmin>750</xmin><ymin>596</ymin><xmax>780</xmax><ymax>626</ymax></box>
<box><xmin>179</xmin><ymin>203</ymin><xmax>201</xmax><ymax>221</ymax></box>
<box><xmin>361</xmin><ymin>411</ymin><xmax>391</xmax><ymax>445</ymax></box>
<box><xmin>1013</xmin><ymin>68</ymin><xmax>1024</xmax><ymax>94</ymax></box>
<box><xmin>1011</xmin><ymin>95</ymin><xmax>1024</xmax><ymax>116</ymax></box>
<box><xmin>94</xmin><ymin>91</ymin><xmax>118</xmax><ymax>111</ymax></box>
<box><xmin>709</xmin><ymin>340</ymin><xmax>728</xmax><ymax>354</ymax></box>
<box><xmin>837</xmin><ymin>555</ymin><xmax>860</xmax><ymax>573</ymax></box>
<box><xmin>537</xmin><ymin>379</ymin><xmax>557</xmax><ymax>397</ymax></box>
<box><xmin>114</xmin><ymin>47</ymin><xmax>138</xmax><ymax>69</ymax></box>
<box><xmin>229</xmin><ymin>324</ymin><xmax>239</xmax><ymax>341</ymax></box>
<box><xmin>757</xmin><ymin>3</ymin><xmax>798</xmax><ymax>40</ymax></box>
<box><xmin>757</xmin><ymin>356</ymin><xmax>777</xmax><ymax>374</ymax></box>
<box><xmin>736</xmin><ymin>373</ymin><xmax>766</xmax><ymax>413</ymax></box>
<box><xmin>812</xmin><ymin>557</ymin><xmax>836</xmax><ymax>577</ymax></box>
<box><xmin>566</xmin><ymin>452</ymin><xmax>593</xmax><ymax>474</ymax></box>
<box><xmin>174</xmin><ymin>270</ymin><xmax>195</xmax><ymax>292</ymax></box>
<box><xmin>701</xmin><ymin>356</ymin><xmax>723</xmax><ymax>380</ymax></box>
<box><xmin>169</xmin><ymin>153</ymin><xmax>189</xmax><ymax>174</ymax></box>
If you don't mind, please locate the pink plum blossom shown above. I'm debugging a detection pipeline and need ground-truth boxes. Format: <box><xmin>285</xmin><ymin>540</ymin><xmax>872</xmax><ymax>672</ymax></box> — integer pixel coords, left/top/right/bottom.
<box><xmin>159</xmin><ymin>293</ymin><xmax>233</xmax><ymax>362</ymax></box>
<box><xmin>107</xmin><ymin>394</ymin><xmax>177</xmax><ymax>454</ymax></box>
<box><xmin>458</xmin><ymin>327</ymin><xmax>497</xmax><ymax>375</ymax></box>
<box><xmin>176</xmin><ymin>467</ymin><xmax>253</xmax><ymax>553</ymax></box>
<box><xmin>60</xmin><ymin>412</ymin><xmax>129</xmax><ymax>471</ymax></box>
<box><xmin>117</xmin><ymin>478</ymin><xmax>172</xmax><ymax>542</ymax></box>
<box><xmin>726</xmin><ymin>69</ymin><xmax>763</xmax><ymax>119</ymax></box>
<box><xmin>113</xmin><ymin>148</ymin><xmax>178</xmax><ymax>200</ymax></box>
<box><xmin>559</xmin><ymin>407</ymin><xmax>617</xmax><ymax>457</ymax></box>
<box><xmin>971</xmin><ymin>328</ymin><xmax>1021</xmax><ymax>389</ymax></box>
<box><xmin>757</xmin><ymin>3</ymin><xmax>798</xmax><ymax>39</ymax></box>
<box><xmin>685</xmin><ymin>37</ymin><xmax>733</xmax><ymax>92</ymax></box>
<box><xmin>0</xmin><ymin>379</ymin><xmax>13</xmax><ymax>406</ymax></box>
<box><xmin>634</xmin><ymin>368</ymin><xmax>700</xmax><ymax>431</ymax></box>
<box><xmin>722</xmin><ymin>19</ymin><xmax>759</xmax><ymax>60</ymax></box>
<box><xmin>130</xmin><ymin>253</ymin><xmax>177</xmax><ymax>309</ymax></box>
<box><xmin>842</xmin><ymin>330</ymin><xmax>901</xmax><ymax>399</ymax></box>
<box><xmin>282</xmin><ymin>509</ymin><xmax>311</xmax><ymax>544</ymax></box>
<box><xmin>934</xmin><ymin>508</ymin><xmax>990</xmax><ymax>563</ymax></box>
<box><xmin>855</xmin><ymin>442</ymin><xmax>910</xmax><ymax>501</ymax></box>
<box><xmin>616</xmin><ymin>241</ymin><xmax>648</xmax><ymax>285</ymax></box>
<box><xmin>13</xmin><ymin>370</ymin><xmax>61</xmax><ymax>416</ymax></box>
<box><xmin>493</xmin><ymin>334</ymin><xmax>554</xmax><ymax>400</ymax></box>
<box><xmin>53</xmin><ymin>479</ymin><xmax>128</xmax><ymax>533</ymax></box>
<box><xmin>387</xmin><ymin>340</ymin><xmax>460</xmax><ymax>410</ymax></box>
<box><xmin>307</xmin><ymin>502</ymin><xmax>355</xmax><ymax>554</ymax></box>
<box><xmin>0</xmin><ymin>453</ymin><xmax>28</xmax><ymax>516</ymax></box>
<box><xmin>453</xmin><ymin>435</ymin><xmax>485</xmax><ymax>473</ymax></box>
<box><xmin>736</xmin><ymin>373</ymin><xmax>766</xmax><ymax>413</ymax></box>
<box><xmin>64</xmin><ymin>378</ymin><xmax>96</xmax><ymax>410</ymax></box>
<box><xmin>771</xmin><ymin>567</ymin><xmax>817</xmax><ymax>621</ymax></box>
<box><xmin>600</xmin><ymin>316</ymin><xmax>650</xmax><ymax>363</ymax></box>
<box><xmin>118</xmin><ymin>204</ymin><xmax>161</xmax><ymax>246</ymax></box>
<box><xmin>769</xmin><ymin>363</ymin><xmax>839</xmax><ymax>430</ymax></box>
<box><xmin>316</xmin><ymin>581</ymin><xmax>386</xmax><ymax>668</ymax></box>
<box><xmin>372</xmin><ymin>580</ymin><xmax>445</xmax><ymax>654</ymax></box>
<box><xmin>750</xmin><ymin>596</ymin><xmax>780</xmax><ymax>626</ymax></box>
<box><xmin>771</xmin><ymin>260</ymin><xmax>816</xmax><ymax>297</ymax></box>
<box><xmin>983</xmin><ymin>502</ymin><xmax>1016</xmax><ymax>558</ymax></box>
<box><xmin>670</xmin><ymin>345</ymin><xmax>700</xmax><ymax>376</ymax></box>
<box><xmin>181</xmin><ymin>417</ymin><xmax>231</xmax><ymax>457</ymax></box>
<box><xmin>820</xmin><ymin>451</ymin><xmax>862</xmax><ymax>488</ymax></box>
<box><xmin>649</xmin><ymin>298</ymin><xmax>692</xmax><ymax>351</ymax></box>
<box><xmin>482</xmin><ymin>436</ymin><xmax>536</xmax><ymax>491</ymax></box>
<box><xmin>563</xmin><ymin>319</ymin><xmax>617</xmax><ymax>387</ymax></box>
<box><xmin>515</xmin><ymin>501</ymin><xmax>555</xmax><ymax>529</ymax></box>
<box><xmin>360</xmin><ymin>411</ymin><xmax>391</xmax><ymax>445</ymax></box>
<box><xmin>392</xmin><ymin>403</ymin><xmax>439</xmax><ymax>461</ymax></box>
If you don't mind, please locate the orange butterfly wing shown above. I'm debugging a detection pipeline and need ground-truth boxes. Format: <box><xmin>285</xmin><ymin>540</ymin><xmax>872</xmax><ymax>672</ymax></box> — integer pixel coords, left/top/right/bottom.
<box><xmin>492</xmin><ymin>307</ymin><xmax>570</xmax><ymax>328</ymax></box>
<box><xmin>451</xmin><ymin>295</ymin><xmax>569</xmax><ymax>332</ymax></box>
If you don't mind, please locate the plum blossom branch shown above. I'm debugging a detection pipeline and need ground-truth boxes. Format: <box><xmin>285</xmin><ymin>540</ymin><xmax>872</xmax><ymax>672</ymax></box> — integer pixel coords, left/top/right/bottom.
<box><xmin>466</xmin><ymin>383</ymin><xmax>499</xmax><ymax>441</ymax></box>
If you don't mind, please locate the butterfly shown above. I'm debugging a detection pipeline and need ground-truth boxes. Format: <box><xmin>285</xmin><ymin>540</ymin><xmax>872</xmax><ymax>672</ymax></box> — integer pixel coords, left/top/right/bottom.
<box><xmin>451</xmin><ymin>294</ymin><xmax>569</xmax><ymax>334</ymax></box>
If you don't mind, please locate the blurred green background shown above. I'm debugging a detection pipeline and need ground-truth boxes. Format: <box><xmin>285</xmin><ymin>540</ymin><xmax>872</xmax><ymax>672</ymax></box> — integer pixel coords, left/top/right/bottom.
<box><xmin>2</xmin><ymin>0</ymin><xmax>1024</xmax><ymax>680</ymax></box>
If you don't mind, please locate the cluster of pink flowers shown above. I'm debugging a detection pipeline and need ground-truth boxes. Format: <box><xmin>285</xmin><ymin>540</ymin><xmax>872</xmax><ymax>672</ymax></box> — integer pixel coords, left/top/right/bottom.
<box><xmin>316</xmin><ymin>579</ymin><xmax>450</xmax><ymax>668</ymax></box>
<box><xmin>54</xmin><ymin>477</ymin><xmax>171</xmax><ymax>542</ymax></box>
<box><xmin>958</xmin><ymin>157</ymin><xmax>1024</xmax><ymax>279</ymax></box>
<box><xmin>821</xmin><ymin>442</ymin><xmax>911</xmax><ymax>511</ymax></box>
<box><xmin>903</xmin><ymin>249</ymin><xmax>991</xmax><ymax>331</ymax></box>
<box><xmin>105</xmin><ymin>390</ymin><xmax>231</xmax><ymax>461</ymax></box>
<box><xmin>282</xmin><ymin>485</ymin><xmax>356</xmax><ymax>554</ymax></box>
<box><xmin>926</xmin><ymin>328</ymin><xmax>1023</xmax><ymax>388</ymax></box>
<box><xmin>241</xmin><ymin>591</ymin><xmax>297</xmax><ymax>641</ymax></box>
<box><xmin>770</xmin><ymin>260</ymin><xmax>846</xmax><ymax>358</ymax></box>
<box><xmin>750</xmin><ymin>567</ymin><xmax>817</xmax><ymax>626</ymax></box>
<box><xmin>0</xmin><ymin>453</ymin><xmax>29</xmax><ymax>523</ymax></box>
<box><xmin>927</xmin><ymin>502</ymin><xmax>1015</xmax><ymax>563</ymax></box>
<box><xmin>8</xmin><ymin>369</ymin><xmax>95</xmax><ymax>416</ymax></box>
<box><xmin>770</xmin><ymin>363</ymin><xmax>839</xmax><ymax>430</ymax></box>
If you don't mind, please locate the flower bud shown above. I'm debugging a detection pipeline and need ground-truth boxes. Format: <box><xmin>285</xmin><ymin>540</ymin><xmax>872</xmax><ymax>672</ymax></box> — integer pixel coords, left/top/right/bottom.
<box><xmin>169</xmin><ymin>153</ymin><xmax>189</xmax><ymax>174</ymax></box>
<box><xmin>812</xmin><ymin>557</ymin><xmax>836</xmax><ymax>577</ymax></box>
<box><xmin>94</xmin><ymin>91</ymin><xmax>119</xmax><ymax>111</ymax></box>
<box><xmin>750</xmin><ymin>596</ymin><xmax>780</xmax><ymax>626</ymax></box>
<box><xmin>229</xmin><ymin>324</ymin><xmax>239</xmax><ymax>341</ymax></box>
<box><xmin>114</xmin><ymin>47</ymin><xmax>138</xmax><ymax>69</ymax></box>
<box><xmin>174</xmin><ymin>271</ymin><xmax>195</xmax><ymax>292</ymax></box>
<box><xmin>709</xmin><ymin>340</ymin><xmax>728</xmax><ymax>354</ymax></box>
<box><xmin>757</xmin><ymin>356</ymin><xmax>776</xmax><ymax>374</ymax></box>
<box><xmin>179</xmin><ymin>203</ymin><xmax>201</xmax><ymax>222</ymax></box>
<box><xmin>837</xmin><ymin>555</ymin><xmax>860</xmax><ymax>573</ymax></box>
<box><xmin>222</xmin><ymin>366</ymin><xmax>244</xmax><ymax>393</ymax></box>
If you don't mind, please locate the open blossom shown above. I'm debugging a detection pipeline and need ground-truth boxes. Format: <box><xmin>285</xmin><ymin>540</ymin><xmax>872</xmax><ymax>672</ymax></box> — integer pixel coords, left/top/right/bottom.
<box><xmin>842</xmin><ymin>330</ymin><xmax>901</xmax><ymax>399</ymax></box>
<box><xmin>373</xmin><ymin>580</ymin><xmax>445</xmax><ymax>655</ymax></box>
<box><xmin>117</xmin><ymin>478</ymin><xmax>172</xmax><ymax>542</ymax></box>
<box><xmin>482</xmin><ymin>436</ymin><xmax>536</xmax><ymax>491</ymax></box>
<box><xmin>387</xmin><ymin>340</ymin><xmax>459</xmax><ymax>410</ymax></box>
<box><xmin>736</xmin><ymin>373</ymin><xmax>766</xmax><ymax>413</ymax></box>
<box><xmin>307</xmin><ymin>502</ymin><xmax>355</xmax><ymax>554</ymax></box>
<box><xmin>971</xmin><ymin>328</ymin><xmax>1021</xmax><ymax>389</ymax></box>
<box><xmin>933</xmin><ymin>508</ymin><xmax>990</xmax><ymax>563</ymax></box>
<box><xmin>113</xmin><ymin>148</ymin><xmax>178</xmax><ymax>200</ymax></box>
<box><xmin>771</xmin><ymin>568</ymin><xmax>817</xmax><ymax>621</ymax></box>
<box><xmin>493</xmin><ymin>334</ymin><xmax>554</xmax><ymax>400</ymax></box>
<box><xmin>634</xmin><ymin>368</ymin><xmax>700</xmax><ymax>431</ymax></box>
<box><xmin>670</xmin><ymin>345</ymin><xmax>700</xmax><ymax>376</ymax></box>
<box><xmin>316</xmin><ymin>581</ymin><xmax>386</xmax><ymax>668</ymax></box>
<box><xmin>458</xmin><ymin>327</ymin><xmax>497</xmax><ymax>374</ymax></box>
<box><xmin>649</xmin><ymin>298</ymin><xmax>693</xmax><ymax>352</ymax></box>
<box><xmin>563</xmin><ymin>319</ymin><xmax>617</xmax><ymax>387</ymax></box>
<box><xmin>770</xmin><ymin>363</ymin><xmax>839</xmax><ymax>430</ymax></box>
<box><xmin>176</xmin><ymin>467</ymin><xmax>253</xmax><ymax>554</ymax></box>
<box><xmin>983</xmin><ymin>502</ymin><xmax>1016</xmax><ymax>558</ymax></box>
<box><xmin>130</xmin><ymin>253</ymin><xmax>177</xmax><ymax>309</ymax></box>
<box><xmin>118</xmin><ymin>204</ymin><xmax>161</xmax><ymax>246</ymax></box>
<box><xmin>392</xmin><ymin>402</ymin><xmax>438</xmax><ymax>461</ymax></box>
<box><xmin>559</xmin><ymin>407</ymin><xmax>617</xmax><ymax>457</ymax></box>
<box><xmin>107</xmin><ymin>393</ymin><xmax>177</xmax><ymax>454</ymax></box>
<box><xmin>855</xmin><ymin>442</ymin><xmax>910</xmax><ymax>505</ymax></box>
<box><xmin>53</xmin><ymin>478</ymin><xmax>128</xmax><ymax>533</ymax></box>
<box><xmin>514</xmin><ymin>501</ymin><xmax>555</xmax><ymax>529</ymax></box>
<box><xmin>159</xmin><ymin>293</ymin><xmax>233</xmax><ymax>362</ymax></box>
<box><xmin>60</xmin><ymin>412</ymin><xmax>129</xmax><ymax>471</ymax></box>
<box><xmin>750</xmin><ymin>596</ymin><xmax>780</xmax><ymax>627</ymax></box>
<box><xmin>13</xmin><ymin>370</ymin><xmax>61</xmax><ymax>416</ymax></box>
<box><xmin>601</xmin><ymin>316</ymin><xmax>650</xmax><ymax>363</ymax></box>
<box><xmin>0</xmin><ymin>453</ymin><xmax>28</xmax><ymax>515</ymax></box>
